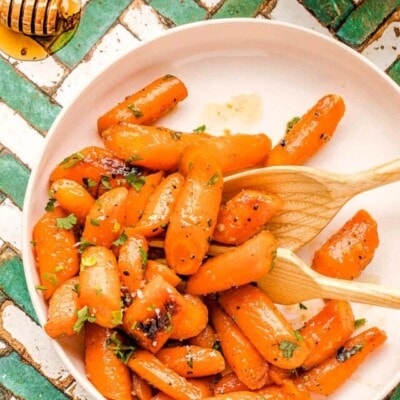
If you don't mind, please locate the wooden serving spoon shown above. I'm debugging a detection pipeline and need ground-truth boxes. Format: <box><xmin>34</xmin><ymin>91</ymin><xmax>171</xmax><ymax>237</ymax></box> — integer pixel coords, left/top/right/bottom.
<box><xmin>223</xmin><ymin>158</ymin><xmax>400</xmax><ymax>251</ymax></box>
<box><xmin>257</xmin><ymin>247</ymin><xmax>400</xmax><ymax>308</ymax></box>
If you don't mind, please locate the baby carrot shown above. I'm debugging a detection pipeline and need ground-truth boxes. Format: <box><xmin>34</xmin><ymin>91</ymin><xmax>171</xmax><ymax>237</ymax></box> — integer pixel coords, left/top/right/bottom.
<box><xmin>32</xmin><ymin>206</ymin><xmax>79</xmax><ymax>300</ymax></box>
<box><xmin>165</xmin><ymin>152</ymin><xmax>223</xmax><ymax>275</ymax></box>
<box><xmin>266</xmin><ymin>94</ymin><xmax>345</xmax><ymax>166</ymax></box>
<box><xmin>127</xmin><ymin>172</ymin><xmax>184</xmax><ymax>238</ymax></box>
<box><xmin>49</xmin><ymin>146</ymin><xmax>130</xmax><ymax>195</ymax></box>
<box><xmin>188</xmin><ymin>324</ymin><xmax>218</xmax><ymax>349</ymax></box>
<box><xmin>210</xmin><ymin>301</ymin><xmax>270</xmax><ymax>389</ymax></box>
<box><xmin>169</xmin><ymin>294</ymin><xmax>209</xmax><ymax>341</ymax></box>
<box><xmin>101</xmin><ymin>124</ymin><xmax>209</xmax><ymax>171</ymax></box>
<box><xmin>117</xmin><ymin>234</ymin><xmax>148</xmax><ymax>293</ymax></box>
<box><xmin>44</xmin><ymin>277</ymin><xmax>80</xmax><ymax>338</ymax></box>
<box><xmin>179</xmin><ymin>133</ymin><xmax>272</xmax><ymax>175</ymax></box>
<box><xmin>156</xmin><ymin>345</ymin><xmax>225</xmax><ymax>378</ymax></box>
<box><xmin>213</xmin><ymin>373</ymin><xmax>250</xmax><ymax>395</ymax></box>
<box><xmin>97</xmin><ymin>74</ymin><xmax>188</xmax><ymax>133</ymax></box>
<box><xmin>132</xmin><ymin>372</ymin><xmax>153</xmax><ymax>400</ymax></box>
<box><xmin>50</xmin><ymin>179</ymin><xmax>95</xmax><ymax>224</ymax></box>
<box><xmin>186</xmin><ymin>230</ymin><xmax>277</xmax><ymax>295</ymax></box>
<box><xmin>213</xmin><ymin>190</ymin><xmax>283</xmax><ymax>245</ymax></box>
<box><xmin>81</xmin><ymin>187</ymin><xmax>128</xmax><ymax>248</ymax></box>
<box><xmin>125</xmin><ymin>171</ymin><xmax>165</xmax><ymax>226</ymax></box>
<box><xmin>84</xmin><ymin>324</ymin><xmax>132</xmax><ymax>400</ymax></box>
<box><xmin>150</xmin><ymin>394</ymin><xmax>174</xmax><ymax>400</ymax></box>
<box><xmin>144</xmin><ymin>260</ymin><xmax>182</xmax><ymax>287</ymax></box>
<box><xmin>300</xmin><ymin>300</ymin><xmax>355</xmax><ymax>370</ymax></box>
<box><xmin>79</xmin><ymin>246</ymin><xmax>122</xmax><ymax>329</ymax></box>
<box><xmin>311</xmin><ymin>209</ymin><xmax>379</xmax><ymax>279</ymax></box>
<box><xmin>299</xmin><ymin>327</ymin><xmax>387</xmax><ymax>395</ymax></box>
<box><xmin>122</xmin><ymin>275</ymin><xmax>185</xmax><ymax>353</ymax></box>
<box><xmin>127</xmin><ymin>349</ymin><xmax>203</xmax><ymax>400</ymax></box>
<box><xmin>257</xmin><ymin>379</ymin><xmax>312</xmax><ymax>399</ymax></box>
<box><xmin>188</xmin><ymin>378</ymin><xmax>214</xmax><ymax>397</ymax></box>
<box><xmin>219</xmin><ymin>284</ymin><xmax>310</xmax><ymax>369</ymax></box>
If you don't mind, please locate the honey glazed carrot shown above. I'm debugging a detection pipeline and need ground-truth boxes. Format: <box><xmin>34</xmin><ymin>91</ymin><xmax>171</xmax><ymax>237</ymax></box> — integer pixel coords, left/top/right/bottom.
<box><xmin>266</xmin><ymin>94</ymin><xmax>345</xmax><ymax>166</ymax></box>
<box><xmin>97</xmin><ymin>74</ymin><xmax>188</xmax><ymax>133</ymax></box>
<box><xmin>311</xmin><ymin>209</ymin><xmax>379</xmax><ymax>279</ymax></box>
<box><xmin>32</xmin><ymin>206</ymin><xmax>79</xmax><ymax>300</ymax></box>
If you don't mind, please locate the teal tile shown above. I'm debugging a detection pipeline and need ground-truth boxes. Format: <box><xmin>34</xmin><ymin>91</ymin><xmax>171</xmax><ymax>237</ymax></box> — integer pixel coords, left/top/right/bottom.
<box><xmin>336</xmin><ymin>0</ymin><xmax>400</xmax><ymax>47</ymax></box>
<box><xmin>0</xmin><ymin>288</ymin><xmax>6</xmax><ymax>303</ymax></box>
<box><xmin>55</xmin><ymin>0</ymin><xmax>132</xmax><ymax>67</ymax></box>
<box><xmin>388</xmin><ymin>58</ymin><xmax>400</xmax><ymax>86</ymax></box>
<box><xmin>148</xmin><ymin>0</ymin><xmax>207</xmax><ymax>25</ymax></box>
<box><xmin>212</xmin><ymin>0</ymin><xmax>266</xmax><ymax>18</ymax></box>
<box><xmin>0</xmin><ymin>253</ymin><xmax>37</xmax><ymax>323</ymax></box>
<box><xmin>0</xmin><ymin>152</ymin><xmax>30</xmax><ymax>208</ymax></box>
<box><xmin>390</xmin><ymin>385</ymin><xmax>400</xmax><ymax>400</ymax></box>
<box><xmin>0</xmin><ymin>351</ymin><xmax>68</xmax><ymax>400</ymax></box>
<box><xmin>0</xmin><ymin>58</ymin><xmax>61</xmax><ymax>133</ymax></box>
<box><xmin>301</xmin><ymin>0</ymin><xmax>354</xmax><ymax>29</ymax></box>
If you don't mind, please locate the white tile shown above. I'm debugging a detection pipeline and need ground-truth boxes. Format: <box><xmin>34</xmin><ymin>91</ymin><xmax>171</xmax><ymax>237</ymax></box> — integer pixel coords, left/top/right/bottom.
<box><xmin>270</xmin><ymin>0</ymin><xmax>333</xmax><ymax>37</ymax></box>
<box><xmin>2</xmin><ymin>302</ymin><xmax>71</xmax><ymax>380</ymax></box>
<box><xmin>55</xmin><ymin>24</ymin><xmax>139</xmax><ymax>107</ymax></box>
<box><xmin>122</xmin><ymin>0</ymin><xmax>168</xmax><ymax>40</ymax></box>
<box><xmin>362</xmin><ymin>22</ymin><xmax>400</xmax><ymax>71</ymax></box>
<box><xmin>16</xmin><ymin>56</ymin><xmax>66</xmax><ymax>90</ymax></box>
<box><xmin>65</xmin><ymin>381</ymin><xmax>94</xmax><ymax>400</ymax></box>
<box><xmin>0</xmin><ymin>199</ymin><xmax>22</xmax><ymax>250</ymax></box>
<box><xmin>198</xmin><ymin>0</ymin><xmax>222</xmax><ymax>8</ymax></box>
<box><xmin>0</xmin><ymin>102</ymin><xmax>45</xmax><ymax>169</ymax></box>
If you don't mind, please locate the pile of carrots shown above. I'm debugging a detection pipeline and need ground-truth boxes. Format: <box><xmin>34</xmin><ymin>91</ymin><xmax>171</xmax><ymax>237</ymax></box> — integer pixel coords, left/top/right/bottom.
<box><xmin>32</xmin><ymin>74</ymin><xmax>384</xmax><ymax>400</ymax></box>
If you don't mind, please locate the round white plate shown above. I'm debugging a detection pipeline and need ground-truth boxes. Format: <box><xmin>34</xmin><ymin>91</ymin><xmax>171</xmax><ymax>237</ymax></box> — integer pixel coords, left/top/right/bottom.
<box><xmin>22</xmin><ymin>19</ymin><xmax>400</xmax><ymax>400</ymax></box>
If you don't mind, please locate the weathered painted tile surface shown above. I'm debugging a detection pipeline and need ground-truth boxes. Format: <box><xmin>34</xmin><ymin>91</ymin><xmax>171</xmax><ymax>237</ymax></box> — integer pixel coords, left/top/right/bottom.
<box><xmin>0</xmin><ymin>0</ymin><xmax>399</xmax><ymax>399</ymax></box>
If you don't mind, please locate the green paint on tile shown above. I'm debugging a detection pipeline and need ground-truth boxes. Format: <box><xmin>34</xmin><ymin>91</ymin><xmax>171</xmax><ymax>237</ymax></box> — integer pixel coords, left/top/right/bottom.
<box><xmin>212</xmin><ymin>0</ymin><xmax>266</xmax><ymax>18</ymax></box>
<box><xmin>148</xmin><ymin>0</ymin><xmax>207</xmax><ymax>25</ymax></box>
<box><xmin>388</xmin><ymin>58</ymin><xmax>400</xmax><ymax>86</ymax></box>
<box><xmin>0</xmin><ymin>351</ymin><xmax>68</xmax><ymax>400</ymax></box>
<box><xmin>0</xmin><ymin>58</ymin><xmax>61</xmax><ymax>132</ymax></box>
<box><xmin>336</xmin><ymin>0</ymin><xmax>400</xmax><ymax>47</ymax></box>
<box><xmin>55</xmin><ymin>0</ymin><xmax>132</xmax><ymax>67</ymax></box>
<box><xmin>0</xmin><ymin>254</ymin><xmax>37</xmax><ymax>322</ymax></box>
<box><xmin>0</xmin><ymin>153</ymin><xmax>30</xmax><ymax>208</ymax></box>
<box><xmin>301</xmin><ymin>0</ymin><xmax>354</xmax><ymax>29</ymax></box>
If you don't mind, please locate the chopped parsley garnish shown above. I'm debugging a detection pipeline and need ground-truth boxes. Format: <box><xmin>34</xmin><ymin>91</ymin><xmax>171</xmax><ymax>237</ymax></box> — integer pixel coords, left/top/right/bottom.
<box><xmin>56</xmin><ymin>213</ymin><xmax>77</xmax><ymax>230</ymax></box>
<box><xmin>163</xmin><ymin>74</ymin><xmax>174</xmax><ymax>80</ymax></box>
<box><xmin>294</xmin><ymin>330</ymin><xmax>304</xmax><ymax>342</ymax></box>
<box><xmin>45</xmin><ymin>198</ymin><xmax>56</xmax><ymax>212</ymax></box>
<box><xmin>79</xmin><ymin>238</ymin><xmax>95</xmax><ymax>253</ymax></box>
<box><xmin>127</xmin><ymin>105</ymin><xmax>143</xmax><ymax>118</ymax></box>
<box><xmin>72</xmin><ymin>283</ymin><xmax>80</xmax><ymax>295</ymax></box>
<box><xmin>54</xmin><ymin>265</ymin><xmax>65</xmax><ymax>273</ymax></box>
<box><xmin>171</xmin><ymin>131</ymin><xmax>181</xmax><ymax>140</ymax></box>
<box><xmin>336</xmin><ymin>343</ymin><xmax>364</xmax><ymax>363</ymax></box>
<box><xmin>126</xmin><ymin>173</ymin><xmax>146</xmax><ymax>192</ymax></box>
<box><xmin>185</xmin><ymin>352</ymin><xmax>194</xmax><ymax>369</ymax></box>
<box><xmin>354</xmin><ymin>318</ymin><xmax>367</xmax><ymax>329</ymax></box>
<box><xmin>113</xmin><ymin>231</ymin><xmax>128</xmax><ymax>246</ymax></box>
<box><xmin>299</xmin><ymin>302</ymin><xmax>308</xmax><ymax>310</ymax></box>
<box><xmin>83</xmin><ymin>177</ymin><xmax>97</xmax><ymax>188</ymax></box>
<box><xmin>30</xmin><ymin>240</ymin><xmax>36</xmax><ymax>247</ymax></box>
<box><xmin>279</xmin><ymin>340</ymin><xmax>299</xmax><ymax>359</ymax></box>
<box><xmin>107</xmin><ymin>332</ymin><xmax>135</xmax><ymax>363</ymax></box>
<box><xmin>139</xmin><ymin>247</ymin><xmax>148</xmax><ymax>268</ymax></box>
<box><xmin>193</xmin><ymin>124</ymin><xmax>206</xmax><ymax>133</ymax></box>
<box><xmin>111</xmin><ymin>310</ymin><xmax>123</xmax><ymax>326</ymax></box>
<box><xmin>285</xmin><ymin>116</ymin><xmax>300</xmax><ymax>133</ymax></box>
<box><xmin>207</xmin><ymin>173</ymin><xmax>219</xmax><ymax>186</ymax></box>
<box><xmin>90</xmin><ymin>218</ymin><xmax>100</xmax><ymax>226</ymax></box>
<box><xmin>127</xmin><ymin>154</ymin><xmax>143</xmax><ymax>163</ymax></box>
<box><xmin>59</xmin><ymin>152</ymin><xmax>84</xmax><ymax>168</ymax></box>
<box><xmin>73</xmin><ymin>306</ymin><xmax>96</xmax><ymax>333</ymax></box>
<box><xmin>35</xmin><ymin>285</ymin><xmax>47</xmax><ymax>291</ymax></box>
<box><xmin>100</xmin><ymin>175</ymin><xmax>112</xmax><ymax>190</ymax></box>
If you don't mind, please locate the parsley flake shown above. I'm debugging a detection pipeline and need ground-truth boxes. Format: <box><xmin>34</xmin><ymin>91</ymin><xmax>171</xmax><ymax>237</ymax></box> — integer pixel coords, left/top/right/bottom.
<box><xmin>139</xmin><ymin>247</ymin><xmax>148</xmax><ymax>268</ymax></box>
<box><xmin>107</xmin><ymin>332</ymin><xmax>135</xmax><ymax>363</ymax></box>
<box><xmin>83</xmin><ymin>177</ymin><xmax>97</xmax><ymax>188</ymax></box>
<box><xmin>45</xmin><ymin>198</ymin><xmax>56</xmax><ymax>212</ymax></box>
<box><xmin>207</xmin><ymin>173</ymin><xmax>219</xmax><ymax>186</ymax></box>
<box><xmin>127</xmin><ymin>105</ymin><xmax>143</xmax><ymax>118</ymax></box>
<box><xmin>56</xmin><ymin>214</ymin><xmax>77</xmax><ymax>230</ymax></box>
<box><xmin>299</xmin><ymin>302</ymin><xmax>308</xmax><ymax>310</ymax></box>
<box><xmin>171</xmin><ymin>131</ymin><xmax>181</xmax><ymax>140</ymax></box>
<box><xmin>100</xmin><ymin>175</ymin><xmax>112</xmax><ymax>190</ymax></box>
<box><xmin>111</xmin><ymin>310</ymin><xmax>123</xmax><ymax>326</ymax></box>
<box><xmin>127</xmin><ymin>154</ymin><xmax>143</xmax><ymax>163</ymax></box>
<box><xmin>126</xmin><ymin>173</ymin><xmax>145</xmax><ymax>192</ymax></box>
<box><xmin>90</xmin><ymin>218</ymin><xmax>100</xmax><ymax>226</ymax></box>
<box><xmin>73</xmin><ymin>306</ymin><xmax>96</xmax><ymax>333</ymax></box>
<box><xmin>354</xmin><ymin>318</ymin><xmax>367</xmax><ymax>329</ymax></box>
<box><xmin>59</xmin><ymin>152</ymin><xmax>84</xmax><ymax>168</ymax></box>
<box><xmin>193</xmin><ymin>124</ymin><xmax>206</xmax><ymax>133</ymax></box>
<box><xmin>79</xmin><ymin>238</ymin><xmax>95</xmax><ymax>253</ymax></box>
<box><xmin>185</xmin><ymin>352</ymin><xmax>194</xmax><ymax>369</ymax></box>
<box><xmin>279</xmin><ymin>340</ymin><xmax>299</xmax><ymax>359</ymax></box>
<box><xmin>285</xmin><ymin>116</ymin><xmax>300</xmax><ymax>133</ymax></box>
<box><xmin>113</xmin><ymin>231</ymin><xmax>128</xmax><ymax>246</ymax></box>
<box><xmin>35</xmin><ymin>285</ymin><xmax>47</xmax><ymax>291</ymax></box>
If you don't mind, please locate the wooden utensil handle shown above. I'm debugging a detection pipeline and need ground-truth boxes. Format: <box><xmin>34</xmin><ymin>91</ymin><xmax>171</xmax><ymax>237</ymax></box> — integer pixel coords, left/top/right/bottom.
<box><xmin>317</xmin><ymin>274</ymin><xmax>400</xmax><ymax>309</ymax></box>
